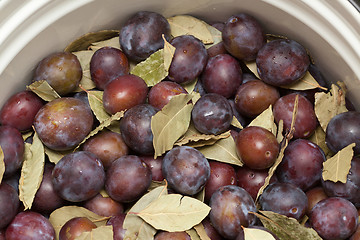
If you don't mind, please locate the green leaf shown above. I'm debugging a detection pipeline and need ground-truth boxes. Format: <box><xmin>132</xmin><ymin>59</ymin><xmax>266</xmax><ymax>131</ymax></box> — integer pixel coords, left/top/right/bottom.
<box><xmin>19</xmin><ymin>132</ymin><xmax>45</xmax><ymax>210</ymax></box>
<box><xmin>44</xmin><ymin>147</ymin><xmax>72</xmax><ymax>164</ymax></box>
<box><xmin>136</xmin><ymin>194</ymin><xmax>211</xmax><ymax>232</ymax></box>
<box><xmin>151</xmin><ymin>94</ymin><xmax>193</xmax><ymax>158</ymax></box>
<box><xmin>0</xmin><ymin>147</ymin><xmax>4</xmax><ymax>184</ymax></box>
<box><xmin>74</xmin><ymin>225</ymin><xmax>113</xmax><ymax>240</ymax></box>
<box><xmin>72</xmin><ymin>50</ymin><xmax>96</xmax><ymax>92</ymax></box>
<box><xmin>87</xmin><ymin>90</ymin><xmax>110</xmax><ymax>122</ymax></box>
<box><xmin>131</xmin><ymin>49</ymin><xmax>167</xmax><ymax>87</ymax></box>
<box><xmin>198</xmin><ymin>136</ymin><xmax>243</xmax><ymax>166</ymax></box>
<box><xmin>181</xmin><ymin>78</ymin><xmax>198</xmax><ymax>94</ymax></box>
<box><xmin>163</xmin><ymin>35</ymin><xmax>176</xmax><ymax>72</ymax></box>
<box><xmin>322</xmin><ymin>143</ymin><xmax>355</xmax><ymax>183</ymax></box>
<box><xmin>167</xmin><ymin>15</ymin><xmax>213</xmax><ymax>44</ymax></box>
<box><xmin>27</xmin><ymin>80</ymin><xmax>61</xmax><ymax>102</ymax></box>
<box><xmin>243</xmin><ymin>227</ymin><xmax>277</xmax><ymax>240</ymax></box>
<box><xmin>254</xmin><ymin>211</ymin><xmax>322</xmax><ymax>240</ymax></box>
<box><xmin>124</xmin><ymin>186</ymin><xmax>168</xmax><ymax>240</ymax></box>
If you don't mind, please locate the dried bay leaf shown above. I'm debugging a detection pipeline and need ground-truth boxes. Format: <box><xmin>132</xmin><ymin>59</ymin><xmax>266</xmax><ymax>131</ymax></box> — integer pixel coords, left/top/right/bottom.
<box><xmin>186</xmin><ymin>228</ymin><xmax>201</xmax><ymax>240</ymax></box>
<box><xmin>136</xmin><ymin>194</ymin><xmax>211</xmax><ymax>232</ymax></box>
<box><xmin>45</xmin><ymin>147</ymin><xmax>72</xmax><ymax>164</ymax></box>
<box><xmin>27</xmin><ymin>80</ymin><xmax>61</xmax><ymax>102</ymax></box>
<box><xmin>87</xmin><ymin>90</ymin><xmax>110</xmax><ymax>122</ymax></box>
<box><xmin>163</xmin><ymin>35</ymin><xmax>176</xmax><ymax>72</ymax></box>
<box><xmin>276</xmin><ymin>120</ymin><xmax>284</xmax><ymax>143</ymax></box>
<box><xmin>315</xmin><ymin>83</ymin><xmax>348</xmax><ymax>131</ymax></box>
<box><xmin>74</xmin><ymin>225</ymin><xmax>113</xmax><ymax>240</ymax></box>
<box><xmin>197</xmin><ymin>136</ymin><xmax>243</xmax><ymax>166</ymax></box>
<box><xmin>280</xmin><ymin>71</ymin><xmax>327</xmax><ymax>91</ymax></box>
<box><xmin>64</xmin><ymin>30</ymin><xmax>120</xmax><ymax>52</ymax></box>
<box><xmin>204</xmin><ymin>24</ymin><xmax>222</xmax><ymax>49</ymax></box>
<box><xmin>19</xmin><ymin>132</ymin><xmax>45</xmax><ymax>210</ymax></box>
<box><xmin>231</xmin><ymin>116</ymin><xmax>244</xmax><ymax>129</ymax></box>
<box><xmin>167</xmin><ymin>15</ymin><xmax>213</xmax><ymax>44</ymax></box>
<box><xmin>182</xmin><ymin>78</ymin><xmax>198</xmax><ymax>94</ymax></box>
<box><xmin>193</xmin><ymin>223</ymin><xmax>211</xmax><ymax>240</ymax></box>
<box><xmin>148</xmin><ymin>180</ymin><xmax>167</xmax><ymax>192</ymax></box>
<box><xmin>49</xmin><ymin>206</ymin><xmax>110</xmax><ymax>239</ymax></box>
<box><xmin>322</xmin><ymin>143</ymin><xmax>355</xmax><ymax>183</ymax></box>
<box><xmin>243</xmin><ymin>227</ymin><xmax>276</xmax><ymax>240</ymax></box>
<box><xmin>22</xmin><ymin>130</ymin><xmax>33</xmax><ymax>141</ymax></box>
<box><xmin>74</xmin><ymin>111</ymin><xmax>124</xmax><ymax>151</ymax></box>
<box><xmin>152</xmin><ymin>94</ymin><xmax>193</xmax><ymax>158</ymax></box>
<box><xmin>131</xmin><ymin>49</ymin><xmax>167</xmax><ymax>87</ymax></box>
<box><xmin>254</xmin><ymin>211</ymin><xmax>322</xmax><ymax>240</ymax></box>
<box><xmin>0</xmin><ymin>147</ymin><xmax>4</xmax><ymax>184</ymax></box>
<box><xmin>124</xmin><ymin>186</ymin><xmax>168</xmax><ymax>240</ymax></box>
<box><xmin>309</xmin><ymin>126</ymin><xmax>331</xmax><ymax>156</ymax></box>
<box><xmin>72</xmin><ymin>50</ymin><xmax>96</xmax><ymax>92</ymax></box>
<box><xmin>90</xmin><ymin>36</ymin><xmax>120</xmax><ymax>50</ymax></box>
<box><xmin>249</xmin><ymin>105</ymin><xmax>277</xmax><ymax>135</ymax></box>
<box><xmin>245</xmin><ymin>61</ymin><xmax>260</xmax><ymax>78</ymax></box>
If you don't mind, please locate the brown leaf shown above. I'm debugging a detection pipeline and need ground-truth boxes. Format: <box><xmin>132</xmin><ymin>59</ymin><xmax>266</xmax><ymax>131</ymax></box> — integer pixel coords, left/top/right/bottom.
<box><xmin>308</xmin><ymin>126</ymin><xmax>331</xmax><ymax>156</ymax></box>
<box><xmin>124</xmin><ymin>186</ymin><xmax>168</xmax><ymax>240</ymax></box>
<box><xmin>136</xmin><ymin>194</ymin><xmax>211</xmax><ymax>232</ymax></box>
<box><xmin>49</xmin><ymin>206</ymin><xmax>110</xmax><ymax>239</ymax></box>
<box><xmin>243</xmin><ymin>227</ymin><xmax>277</xmax><ymax>240</ymax></box>
<box><xmin>167</xmin><ymin>15</ymin><xmax>213</xmax><ymax>44</ymax></box>
<box><xmin>0</xmin><ymin>147</ymin><xmax>4</xmax><ymax>184</ymax></box>
<box><xmin>74</xmin><ymin>225</ymin><xmax>113</xmax><ymax>240</ymax></box>
<box><xmin>254</xmin><ymin>211</ymin><xmax>322</xmax><ymax>240</ymax></box>
<box><xmin>19</xmin><ymin>132</ymin><xmax>45</xmax><ymax>210</ymax></box>
<box><xmin>64</xmin><ymin>30</ymin><xmax>120</xmax><ymax>52</ymax></box>
<box><xmin>249</xmin><ymin>105</ymin><xmax>277</xmax><ymax>135</ymax></box>
<box><xmin>315</xmin><ymin>83</ymin><xmax>348</xmax><ymax>131</ymax></box>
<box><xmin>27</xmin><ymin>80</ymin><xmax>61</xmax><ymax>102</ymax></box>
<box><xmin>175</xmin><ymin>123</ymin><xmax>231</xmax><ymax>148</ymax></box>
<box><xmin>280</xmin><ymin>71</ymin><xmax>327</xmax><ymax>91</ymax></box>
<box><xmin>72</xmin><ymin>50</ymin><xmax>96</xmax><ymax>92</ymax></box>
<box><xmin>151</xmin><ymin>93</ymin><xmax>193</xmax><ymax>158</ymax></box>
<box><xmin>193</xmin><ymin>223</ymin><xmax>211</xmax><ymax>240</ymax></box>
<box><xmin>322</xmin><ymin>143</ymin><xmax>355</xmax><ymax>183</ymax></box>
<box><xmin>197</xmin><ymin>136</ymin><xmax>243</xmax><ymax>166</ymax></box>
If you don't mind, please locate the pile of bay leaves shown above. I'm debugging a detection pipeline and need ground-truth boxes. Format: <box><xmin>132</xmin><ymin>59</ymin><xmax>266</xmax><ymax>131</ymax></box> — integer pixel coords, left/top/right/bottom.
<box><xmin>0</xmin><ymin>14</ymin><xmax>356</xmax><ymax>240</ymax></box>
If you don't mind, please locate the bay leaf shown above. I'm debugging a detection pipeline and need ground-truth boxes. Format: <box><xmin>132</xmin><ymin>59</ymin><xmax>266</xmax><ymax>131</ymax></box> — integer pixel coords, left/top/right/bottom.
<box><xmin>163</xmin><ymin>35</ymin><xmax>176</xmax><ymax>72</ymax></box>
<box><xmin>74</xmin><ymin>225</ymin><xmax>113</xmax><ymax>240</ymax></box>
<box><xmin>186</xmin><ymin>229</ymin><xmax>201</xmax><ymax>240</ymax></box>
<box><xmin>148</xmin><ymin>180</ymin><xmax>167</xmax><ymax>192</ymax></box>
<box><xmin>175</xmin><ymin>123</ymin><xmax>231</xmax><ymax>148</ymax></box>
<box><xmin>322</xmin><ymin>143</ymin><xmax>355</xmax><ymax>183</ymax></box>
<box><xmin>19</xmin><ymin>132</ymin><xmax>45</xmax><ymax>210</ymax></box>
<box><xmin>193</xmin><ymin>223</ymin><xmax>211</xmax><ymax>240</ymax></box>
<box><xmin>280</xmin><ymin>71</ymin><xmax>327</xmax><ymax>91</ymax></box>
<box><xmin>124</xmin><ymin>186</ymin><xmax>168</xmax><ymax>240</ymax></box>
<box><xmin>256</xmin><ymin>96</ymin><xmax>298</xmax><ymax>202</ymax></box>
<box><xmin>130</xmin><ymin>49</ymin><xmax>167</xmax><ymax>87</ymax></box>
<box><xmin>87</xmin><ymin>90</ymin><xmax>110</xmax><ymax>122</ymax></box>
<box><xmin>308</xmin><ymin>126</ymin><xmax>331</xmax><ymax>156</ymax></box>
<box><xmin>198</xmin><ymin>136</ymin><xmax>243</xmax><ymax>166</ymax></box>
<box><xmin>151</xmin><ymin>93</ymin><xmax>193</xmax><ymax>158</ymax></box>
<box><xmin>99</xmin><ymin>189</ymin><xmax>109</xmax><ymax>198</ymax></box>
<box><xmin>49</xmin><ymin>206</ymin><xmax>110</xmax><ymax>239</ymax></box>
<box><xmin>245</xmin><ymin>61</ymin><xmax>260</xmax><ymax>78</ymax></box>
<box><xmin>72</xmin><ymin>50</ymin><xmax>96</xmax><ymax>92</ymax></box>
<box><xmin>315</xmin><ymin>83</ymin><xmax>347</xmax><ymax>131</ymax></box>
<box><xmin>231</xmin><ymin>116</ymin><xmax>244</xmax><ymax>129</ymax></box>
<box><xmin>136</xmin><ymin>194</ymin><xmax>211</xmax><ymax>232</ymax></box>
<box><xmin>64</xmin><ymin>30</ymin><xmax>120</xmax><ymax>52</ymax></box>
<box><xmin>90</xmin><ymin>36</ymin><xmax>121</xmax><ymax>51</ymax></box>
<box><xmin>74</xmin><ymin>111</ymin><xmax>124</xmax><ymax>151</ymax></box>
<box><xmin>276</xmin><ymin>119</ymin><xmax>284</xmax><ymax>143</ymax></box>
<box><xmin>194</xmin><ymin>187</ymin><xmax>205</xmax><ymax>202</ymax></box>
<box><xmin>0</xmin><ymin>147</ymin><xmax>4</xmax><ymax>184</ymax></box>
<box><xmin>248</xmin><ymin>105</ymin><xmax>277</xmax><ymax>135</ymax></box>
<box><xmin>204</xmin><ymin>23</ymin><xmax>222</xmax><ymax>49</ymax></box>
<box><xmin>45</xmin><ymin>147</ymin><xmax>72</xmax><ymax>164</ymax></box>
<box><xmin>22</xmin><ymin>130</ymin><xmax>33</xmax><ymax>141</ymax></box>
<box><xmin>182</xmin><ymin>78</ymin><xmax>198</xmax><ymax>94</ymax></box>
<box><xmin>190</xmin><ymin>91</ymin><xmax>201</xmax><ymax>104</ymax></box>
<box><xmin>167</xmin><ymin>15</ymin><xmax>213</xmax><ymax>44</ymax></box>
<box><xmin>254</xmin><ymin>211</ymin><xmax>322</xmax><ymax>240</ymax></box>
<box><xmin>243</xmin><ymin>227</ymin><xmax>276</xmax><ymax>240</ymax></box>
<box><xmin>27</xmin><ymin>80</ymin><xmax>61</xmax><ymax>102</ymax></box>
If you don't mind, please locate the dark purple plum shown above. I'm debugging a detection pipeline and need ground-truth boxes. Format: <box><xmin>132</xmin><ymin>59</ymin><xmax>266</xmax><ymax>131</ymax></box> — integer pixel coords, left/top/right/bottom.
<box><xmin>202</xmin><ymin>217</ymin><xmax>224</xmax><ymax>240</ymax></box>
<box><xmin>59</xmin><ymin>217</ymin><xmax>96</xmax><ymax>240</ymax></box>
<box><xmin>5</xmin><ymin>211</ymin><xmax>55</xmax><ymax>240</ymax></box>
<box><xmin>107</xmin><ymin>213</ymin><xmax>126</xmax><ymax>240</ymax></box>
<box><xmin>276</xmin><ymin>139</ymin><xmax>325</xmax><ymax>191</ymax></box>
<box><xmin>259</xmin><ymin>182</ymin><xmax>308</xmax><ymax>220</ymax></box>
<box><xmin>310</xmin><ymin>197</ymin><xmax>358</xmax><ymax>240</ymax></box>
<box><xmin>256</xmin><ymin>39</ymin><xmax>310</xmax><ymax>86</ymax></box>
<box><xmin>192</xmin><ymin>93</ymin><xmax>233</xmax><ymax>135</ymax></box>
<box><xmin>201</xmin><ymin>54</ymin><xmax>242</xmax><ymax>98</ymax></box>
<box><xmin>273</xmin><ymin>93</ymin><xmax>317</xmax><ymax>139</ymax></box>
<box><xmin>119</xmin><ymin>11</ymin><xmax>171</xmax><ymax>62</ymax></box>
<box><xmin>0</xmin><ymin>125</ymin><xmax>24</xmax><ymax>177</ymax></box>
<box><xmin>148</xmin><ymin>81</ymin><xmax>188</xmax><ymax>110</ymax></box>
<box><xmin>305</xmin><ymin>186</ymin><xmax>328</xmax><ymax>215</ymax></box>
<box><xmin>209</xmin><ymin>185</ymin><xmax>257</xmax><ymax>239</ymax></box>
<box><xmin>90</xmin><ymin>46</ymin><xmax>129</xmax><ymax>90</ymax></box>
<box><xmin>162</xmin><ymin>146</ymin><xmax>210</xmax><ymax>196</ymax></box>
<box><xmin>0</xmin><ymin>183</ymin><xmax>19</xmax><ymax>229</ymax></box>
<box><xmin>34</xmin><ymin>97</ymin><xmax>94</xmax><ymax>151</ymax></box>
<box><xmin>325</xmin><ymin>111</ymin><xmax>360</xmax><ymax>155</ymax></box>
<box><xmin>52</xmin><ymin>151</ymin><xmax>105</xmax><ymax>202</ymax></box>
<box><xmin>140</xmin><ymin>155</ymin><xmax>164</xmax><ymax>181</ymax></box>
<box><xmin>105</xmin><ymin>155</ymin><xmax>152</xmax><ymax>203</ymax></box>
<box><xmin>222</xmin><ymin>13</ymin><xmax>266</xmax><ymax>61</ymax></box>
<box><xmin>119</xmin><ymin>104</ymin><xmax>156</xmax><ymax>155</ymax></box>
<box><xmin>84</xmin><ymin>193</ymin><xmax>124</xmax><ymax>217</ymax></box>
<box><xmin>33</xmin><ymin>52</ymin><xmax>82</xmax><ymax>96</ymax></box>
<box><xmin>0</xmin><ymin>90</ymin><xmax>44</xmax><ymax>132</ymax></box>
<box><xmin>154</xmin><ymin>231</ymin><xmax>191</xmax><ymax>240</ymax></box>
<box><xmin>168</xmin><ymin>35</ymin><xmax>208</xmax><ymax>84</ymax></box>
